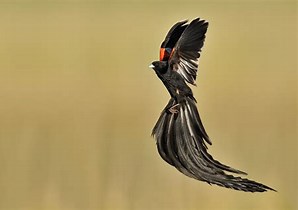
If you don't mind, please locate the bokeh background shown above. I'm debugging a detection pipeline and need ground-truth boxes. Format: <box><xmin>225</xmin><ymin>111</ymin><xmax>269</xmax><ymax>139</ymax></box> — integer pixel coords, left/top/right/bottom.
<box><xmin>0</xmin><ymin>0</ymin><xmax>297</xmax><ymax>210</ymax></box>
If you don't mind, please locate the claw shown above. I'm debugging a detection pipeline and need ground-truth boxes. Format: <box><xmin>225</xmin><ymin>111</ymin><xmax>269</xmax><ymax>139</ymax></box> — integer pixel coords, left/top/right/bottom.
<box><xmin>168</xmin><ymin>104</ymin><xmax>180</xmax><ymax>114</ymax></box>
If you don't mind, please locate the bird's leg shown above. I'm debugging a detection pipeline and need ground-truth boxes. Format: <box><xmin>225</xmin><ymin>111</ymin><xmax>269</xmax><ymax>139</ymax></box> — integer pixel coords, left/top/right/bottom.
<box><xmin>168</xmin><ymin>103</ymin><xmax>180</xmax><ymax>114</ymax></box>
<box><xmin>167</xmin><ymin>89</ymin><xmax>184</xmax><ymax>114</ymax></box>
<box><xmin>165</xmin><ymin>99</ymin><xmax>180</xmax><ymax>114</ymax></box>
<box><xmin>164</xmin><ymin>89</ymin><xmax>184</xmax><ymax>114</ymax></box>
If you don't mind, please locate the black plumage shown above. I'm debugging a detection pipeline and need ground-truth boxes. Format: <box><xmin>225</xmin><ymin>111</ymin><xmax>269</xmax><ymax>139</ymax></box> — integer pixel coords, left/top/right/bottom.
<box><xmin>150</xmin><ymin>17</ymin><xmax>275</xmax><ymax>192</ymax></box>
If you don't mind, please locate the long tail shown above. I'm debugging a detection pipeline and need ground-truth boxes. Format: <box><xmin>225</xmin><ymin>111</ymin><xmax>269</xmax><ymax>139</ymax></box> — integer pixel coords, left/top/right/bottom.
<box><xmin>152</xmin><ymin>97</ymin><xmax>275</xmax><ymax>192</ymax></box>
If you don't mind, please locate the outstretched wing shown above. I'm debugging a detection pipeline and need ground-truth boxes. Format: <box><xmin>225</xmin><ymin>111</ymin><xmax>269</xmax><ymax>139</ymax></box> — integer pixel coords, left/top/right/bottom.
<box><xmin>169</xmin><ymin>18</ymin><xmax>208</xmax><ymax>85</ymax></box>
<box><xmin>159</xmin><ymin>20</ymin><xmax>188</xmax><ymax>61</ymax></box>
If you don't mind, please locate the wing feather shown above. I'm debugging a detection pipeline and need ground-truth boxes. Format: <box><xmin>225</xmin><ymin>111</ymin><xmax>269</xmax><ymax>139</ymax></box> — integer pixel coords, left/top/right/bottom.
<box><xmin>159</xmin><ymin>20</ymin><xmax>188</xmax><ymax>61</ymax></box>
<box><xmin>169</xmin><ymin>18</ymin><xmax>208</xmax><ymax>85</ymax></box>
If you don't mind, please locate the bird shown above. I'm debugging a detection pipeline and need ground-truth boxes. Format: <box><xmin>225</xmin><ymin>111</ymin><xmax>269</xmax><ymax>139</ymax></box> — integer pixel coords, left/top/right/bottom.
<box><xmin>149</xmin><ymin>17</ymin><xmax>275</xmax><ymax>192</ymax></box>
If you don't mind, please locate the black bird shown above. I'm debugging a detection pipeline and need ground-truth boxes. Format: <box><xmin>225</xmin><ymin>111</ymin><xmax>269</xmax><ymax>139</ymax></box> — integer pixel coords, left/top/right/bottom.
<box><xmin>149</xmin><ymin>17</ymin><xmax>275</xmax><ymax>192</ymax></box>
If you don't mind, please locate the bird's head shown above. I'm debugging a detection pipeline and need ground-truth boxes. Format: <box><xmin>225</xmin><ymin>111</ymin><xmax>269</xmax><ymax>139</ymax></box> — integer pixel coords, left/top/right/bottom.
<box><xmin>149</xmin><ymin>61</ymin><xmax>167</xmax><ymax>73</ymax></box>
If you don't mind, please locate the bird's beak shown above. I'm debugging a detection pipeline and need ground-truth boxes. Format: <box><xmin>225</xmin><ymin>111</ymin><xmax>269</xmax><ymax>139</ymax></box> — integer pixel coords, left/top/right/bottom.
<box><xmin>149</xmin><ymin>64</ymin><xmax>154</xmax><ymax>69</ymax></box>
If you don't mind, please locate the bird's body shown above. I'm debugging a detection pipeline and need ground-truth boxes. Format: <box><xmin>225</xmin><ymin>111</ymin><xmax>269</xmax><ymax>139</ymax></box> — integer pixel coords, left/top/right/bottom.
<box><xmin>150</xmin><ymin>18</ymin><xmax>275</xmax><ymax>192</ymax></box>
<box><xmin>153</xmin><ymin>61</ymin><xmax>193</xmax><ymax>103</ymax></box>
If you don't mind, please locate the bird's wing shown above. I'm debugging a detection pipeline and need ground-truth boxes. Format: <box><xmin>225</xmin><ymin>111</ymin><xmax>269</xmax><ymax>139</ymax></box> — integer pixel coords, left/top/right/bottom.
<box><xmin>159</xmin><ymin>20</ymin><xmax>188</xmax><ymax>61</ymax></box>
<box><xmin>169</xmin><ymin>18</ymin><xmax>208</xmax><ymax>85</ymax></box>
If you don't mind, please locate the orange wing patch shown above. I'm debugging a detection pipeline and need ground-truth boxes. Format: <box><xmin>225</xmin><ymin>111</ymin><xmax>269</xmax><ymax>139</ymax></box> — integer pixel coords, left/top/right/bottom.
<box><xmin>169</xmin><ymin>47</ymin><xmax>175</xmax><ymax>59</ymax></box>
<box><xmin>160</xmin><ymin>48</ymin><xmax>172</xmax><ymax>61</ymax></box>
<box><xmin>160</xmin><ymin>48</ymin><xmax>166</xmax><ymax>61</ymax></box>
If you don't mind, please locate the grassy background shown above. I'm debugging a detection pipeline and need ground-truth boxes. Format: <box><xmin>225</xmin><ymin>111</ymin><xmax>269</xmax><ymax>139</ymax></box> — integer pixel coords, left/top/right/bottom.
<box><xmin>0</xmin><ymin>1</ymin><xmax>297</xmax><ymax>210</ymax></box>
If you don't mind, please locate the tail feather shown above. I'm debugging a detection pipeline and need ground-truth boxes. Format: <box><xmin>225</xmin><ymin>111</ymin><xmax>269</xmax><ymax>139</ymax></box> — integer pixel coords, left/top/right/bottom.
<box><xmin>152</xmin><ymin>96</ymin><xmax>275</xmax><ymax>192</ymax></box>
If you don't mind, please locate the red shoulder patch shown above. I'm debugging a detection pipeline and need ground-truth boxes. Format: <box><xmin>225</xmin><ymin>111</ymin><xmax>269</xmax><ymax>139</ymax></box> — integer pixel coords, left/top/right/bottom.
<box><xmin>160</xmin><ymin>48</ymin><xmax>172</xmax><ymax>61</ymax></box>
<box><xmin>169</xmin><ymin>47</ymin><xmax>175</xmax><ymax>59</ymax></box>
<box><xmin>160</xmin><ymin>48</ymin><xmax>166</xmax><ymax>61</ymax></box>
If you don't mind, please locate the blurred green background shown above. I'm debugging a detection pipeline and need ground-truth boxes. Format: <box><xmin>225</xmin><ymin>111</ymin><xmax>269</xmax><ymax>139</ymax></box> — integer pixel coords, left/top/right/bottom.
<box><xmin>0</xmin><ymin>0</ymin><xmax>297</xmax><ymax>210</ymax></box>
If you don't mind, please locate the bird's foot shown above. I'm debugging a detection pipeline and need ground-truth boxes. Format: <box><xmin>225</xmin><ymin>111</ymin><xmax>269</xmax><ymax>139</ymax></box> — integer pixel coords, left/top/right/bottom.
<box><xmin>168</xmin><ymin>104</ymin><xmax>180</xmax><ymax>114</ymax></box>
